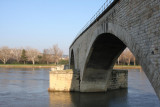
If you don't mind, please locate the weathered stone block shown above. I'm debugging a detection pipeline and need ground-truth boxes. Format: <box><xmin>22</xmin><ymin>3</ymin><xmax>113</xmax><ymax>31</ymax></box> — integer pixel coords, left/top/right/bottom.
<box><xmin>108</xmin><ymin>69</ymin><xmax>128</xmax><ymax>90</ymax></box>
<box><xmin>48</xmin><ymin>69</ymin><xmax>80</xmax><ymax>92</ymax></box>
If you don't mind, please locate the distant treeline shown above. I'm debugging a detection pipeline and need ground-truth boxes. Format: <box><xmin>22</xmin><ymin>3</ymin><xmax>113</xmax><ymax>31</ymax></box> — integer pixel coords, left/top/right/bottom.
<box><xmin>0</xmin><ymin>45</ymin><xmax>69</xmax><ymax>65</ymax></box>
<box><xmin>0</xmin><ymin>45</ymin><xmax>138</xmax><ymax>66</ymax></box>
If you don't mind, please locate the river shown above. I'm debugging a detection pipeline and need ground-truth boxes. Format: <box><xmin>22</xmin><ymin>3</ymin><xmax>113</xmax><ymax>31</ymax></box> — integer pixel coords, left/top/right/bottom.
<box><xmin>0</xmin><ymin>68</ymin><xmax>159</xmax><ymax>107</ymax></box>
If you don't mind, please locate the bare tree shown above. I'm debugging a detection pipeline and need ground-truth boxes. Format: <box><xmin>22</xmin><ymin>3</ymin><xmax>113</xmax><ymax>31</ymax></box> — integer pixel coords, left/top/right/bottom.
<box><xmin>51</xmin><ymin>45</ymin><xmax>63</xmax><ymax>65</ymax></box>
<box><xmin>43</xmin><ymin>49</ymin><xmax>53</xmax><ymax>64</ymax></box>
<box><xmin>59</xmin><ymin>50</ymin><xmax>63</xmax><ymax>60</ymax></box>
<box><xmin>26</xmin><ymin>48</ymin><xmax>40</xmax><ymax>65</ymax></box>
<box><xmin>0</xmin><ymin>46</ymin><xmax>12</xmax><ymax>64</ymax></box>
<box><xmin>117</xmin><ymin>48</ymin><xmax>136</xmax><ymax>65</ymax></box>
<box><xmin>126</xmin><ymin>48</ymin><xmax>133</xmax><ymax>65</ymax></box>
<box><xmin>121</xmin><ymin>48</ymin><xmax>134</xmax><ymax>65</ymax></box>
<box><xmin>118</xmin><ymin>51</ymin><xmax>126</xmax><ymax>65</ymax></box>
<box><xmin>133</xmin><ymin>57</ymin><xmax>136</xmax><ymax>66</ymax></box>
<box><xmin>11</xmin><ymin>48</ymin><xmax>22</xmax><ymax>63</ymax></box>
<box><xmin>130</xmin><ymin>53</ymin><xmax>136</xmax><ymax>66</ymax></box>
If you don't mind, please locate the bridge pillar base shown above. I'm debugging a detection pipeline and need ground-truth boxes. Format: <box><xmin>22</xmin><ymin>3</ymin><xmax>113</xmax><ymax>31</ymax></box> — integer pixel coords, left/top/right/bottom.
<box><xmin>80</xmin><ymin>81</ymin><xmax>107</xmax><ymax>92</ymax></box>
<box><xmin>80</xmin><ymin>69</ymin><xmax>128</xmax><ymax>92</ymax></box>
<box><xmin>48</xmin><ymin>69</ymin><xmax>127</xmax><ymax>92</ymax></box>
<box><xmin>48</xmin><ymin>69</ymin><xmax>80</xmax><ymax>92</ymax></box>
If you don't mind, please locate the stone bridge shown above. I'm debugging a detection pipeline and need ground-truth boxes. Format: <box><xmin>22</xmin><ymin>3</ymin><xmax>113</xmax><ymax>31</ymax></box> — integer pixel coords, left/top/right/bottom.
<box><xmin>69</xmin><ymin>0</ymin><xmax>160</xmax><ymax>99</ymax></box>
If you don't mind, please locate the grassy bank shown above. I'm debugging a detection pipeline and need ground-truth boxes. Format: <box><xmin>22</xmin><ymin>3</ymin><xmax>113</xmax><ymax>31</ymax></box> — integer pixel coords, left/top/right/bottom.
<box><xmin>114</xmin><ymin>65</ymin><xmax>141</xmax><ymax>69</ymax></box>
<box><xmin>0</xmin><ymin>64</ymin><xmax>56</xmax><ymax>68</ymax></box>
<box><xmin>0</xmin><ymin>64</ymin><xmax>141</xmax><ymax>69</ymax></box>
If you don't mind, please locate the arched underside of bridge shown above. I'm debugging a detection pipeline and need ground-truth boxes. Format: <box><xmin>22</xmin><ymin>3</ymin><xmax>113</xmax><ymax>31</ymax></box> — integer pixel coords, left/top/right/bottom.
<box><xmin>80</xmin><ymin>33</ymin><xmax>126</xmax><ymax>92</ymax></box>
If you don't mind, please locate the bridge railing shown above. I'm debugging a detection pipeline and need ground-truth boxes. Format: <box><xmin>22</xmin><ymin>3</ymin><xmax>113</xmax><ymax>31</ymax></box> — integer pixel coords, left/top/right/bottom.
<box><xmin>73</xmin><ymin>0</ymin><xmax>114</xmax><ymax>42</ymax></box>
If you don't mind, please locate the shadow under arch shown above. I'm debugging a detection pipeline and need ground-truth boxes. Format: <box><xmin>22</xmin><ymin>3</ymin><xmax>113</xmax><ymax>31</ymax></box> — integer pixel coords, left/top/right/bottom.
<box><xmin>70</xmin><ymin>50</ymin><xmax>75</xmax><ymax>71</ymax></box>
<box><xmin>80</xmin><ymin>33</ymin><xmax>126</xmax><ymax>92</ymax></box>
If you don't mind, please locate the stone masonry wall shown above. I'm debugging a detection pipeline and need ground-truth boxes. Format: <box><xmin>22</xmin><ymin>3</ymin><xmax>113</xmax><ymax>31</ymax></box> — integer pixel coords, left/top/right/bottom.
<box><xmin>48</xmin><ymin>70</ymin><xmax>79</xmax><ymax>92</ymax></box>
<box><xmin>108</xmin><ymin>69</ymin><xmax>128</xmax><ymax>90</ymax></box>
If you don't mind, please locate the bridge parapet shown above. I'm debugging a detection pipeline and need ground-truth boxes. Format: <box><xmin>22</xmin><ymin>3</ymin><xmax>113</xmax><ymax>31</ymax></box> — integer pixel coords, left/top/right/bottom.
<box><xmin>70</xmin><ymin>0</ymin><xmax>118</xmax><ymax>48</ymax></box>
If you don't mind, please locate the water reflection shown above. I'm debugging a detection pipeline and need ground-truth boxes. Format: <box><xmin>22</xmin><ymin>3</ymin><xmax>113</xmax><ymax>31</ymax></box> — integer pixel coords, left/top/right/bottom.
<box><xmin>49</xmin><ymin>92</ymin><xmax>75</xmax><ymax>107</ymax></box>
<box><xmin>49</xmin><ymin>89</ymin><xmax>128</xmax><ymax>107</ymax></box>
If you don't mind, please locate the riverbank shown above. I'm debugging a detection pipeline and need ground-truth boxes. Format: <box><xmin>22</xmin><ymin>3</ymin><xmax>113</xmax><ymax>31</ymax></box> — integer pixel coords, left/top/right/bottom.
<box><xmin>0</xmin><ymin>64</ymin><xmax>56</xmax><ymax>68</ymax></box>
<box><xmin>0</xmin><ymin>64</ymin><xmax>141</xmax><ymax>69</ymax></box>
<box><xmin>114</xmin><ymin>65</ymin><xmax>141</xmax><ymax>69</ymax></box>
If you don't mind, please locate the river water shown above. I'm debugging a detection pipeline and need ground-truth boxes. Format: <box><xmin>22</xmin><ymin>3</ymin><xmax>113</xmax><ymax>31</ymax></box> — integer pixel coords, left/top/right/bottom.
<box><xmin>0</xmin><ymin>68</ymin><xmax>159</xmax><ymax>107</ymax></box>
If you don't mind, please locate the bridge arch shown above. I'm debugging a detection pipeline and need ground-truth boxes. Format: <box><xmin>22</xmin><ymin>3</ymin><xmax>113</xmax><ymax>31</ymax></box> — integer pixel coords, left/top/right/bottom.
<box><xmin>69</xmin><ymin>0</ymin><xmax>160</xmax><ymax>99</ymax></box>
<box><xmin>80</xmin><ymin>23</ymin><xmax>160</xmax><ymax>97</ymax></box>
<box><xmin>80</xmin><ymin>33</ymin><xmax>126</xmax><ymax>92</ymax></box>
<box><xmin>81</xmin><ymin>23</ymin><xmax>135</xmax><ymax>81</ymax></box>
<box><xmin>82</xmin><ymin>33</ymin><xmax>126</xmax><ymax>79</ymax></box>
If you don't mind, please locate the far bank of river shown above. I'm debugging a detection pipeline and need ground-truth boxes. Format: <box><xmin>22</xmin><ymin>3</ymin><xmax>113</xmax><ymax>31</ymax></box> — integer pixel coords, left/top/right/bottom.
<box><xmin>0</xmin><ymin>64</ymin><xmax>141</xmax><ymax>69</ymax></box>
<box><xmin>0</xmin><ymin>64</ymin><xmax>55</xmax><ymax>68</ymax></box>
<box><xmin>114</xmin><ymin>65</ymin><xmax>141</xmax><ymax>69</ymax></box>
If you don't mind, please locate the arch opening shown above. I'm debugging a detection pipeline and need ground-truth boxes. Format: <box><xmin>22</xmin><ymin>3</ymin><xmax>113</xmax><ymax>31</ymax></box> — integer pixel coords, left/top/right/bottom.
<box><xmin>83</xmin><ymin>33</ymin><xmax>126</xmax><ymax>81</ymax></box>
<box><xmin>115</xmin><ymin>48</ymin><xmax>139</xmax><ymax>66</ymax></box>
<box><xmin>80</xmin><ymin>33</ymin><xmax>126</xmax><ymax>92</ymax></box>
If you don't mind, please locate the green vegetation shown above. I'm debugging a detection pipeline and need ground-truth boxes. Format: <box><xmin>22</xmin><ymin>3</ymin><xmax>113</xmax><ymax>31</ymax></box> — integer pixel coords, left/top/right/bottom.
<box><xmin>0</xmin><ymin>58</ymin><xmax>69</xmax><ymax>68</ymax></box>
<box><xmin>20</xmin><ymin>49</ymin><xmax>27</xmax><ymax>64</ymax></box>
<box><xmin>58</xmin><ymin>59</ymin><xmax>69</xmax><ymax>65</ymax></box>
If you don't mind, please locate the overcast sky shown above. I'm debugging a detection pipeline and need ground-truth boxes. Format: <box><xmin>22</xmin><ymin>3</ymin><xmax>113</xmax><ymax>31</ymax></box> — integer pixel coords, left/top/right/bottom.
<box><xmin>0</xmin><ymin>0</ymin><xmax>107</xmax><ymax>54</ymax></box>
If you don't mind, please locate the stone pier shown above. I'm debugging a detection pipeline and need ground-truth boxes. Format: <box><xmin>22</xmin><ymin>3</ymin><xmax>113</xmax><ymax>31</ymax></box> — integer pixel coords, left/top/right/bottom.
<box><xmin>107</xmin><ymin>70</ymin><xmax>128</xmax><ymax>90</ymax></box>
<box><xmin>48</xmin><ymin>69</ymin><xmax>128</xmax><ymax>92</ymax></box>
<box><xmin>48</xmin><ymin>69</ymin><xmax>79</xmax><ymax>92</ymax></box>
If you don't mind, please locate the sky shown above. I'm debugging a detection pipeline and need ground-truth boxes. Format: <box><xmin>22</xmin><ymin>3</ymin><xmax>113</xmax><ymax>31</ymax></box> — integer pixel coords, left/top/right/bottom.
<box><xmin>0</xmin><ymin>0</ymin><xmax>107</xmax><ymax>55</ymax></box>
